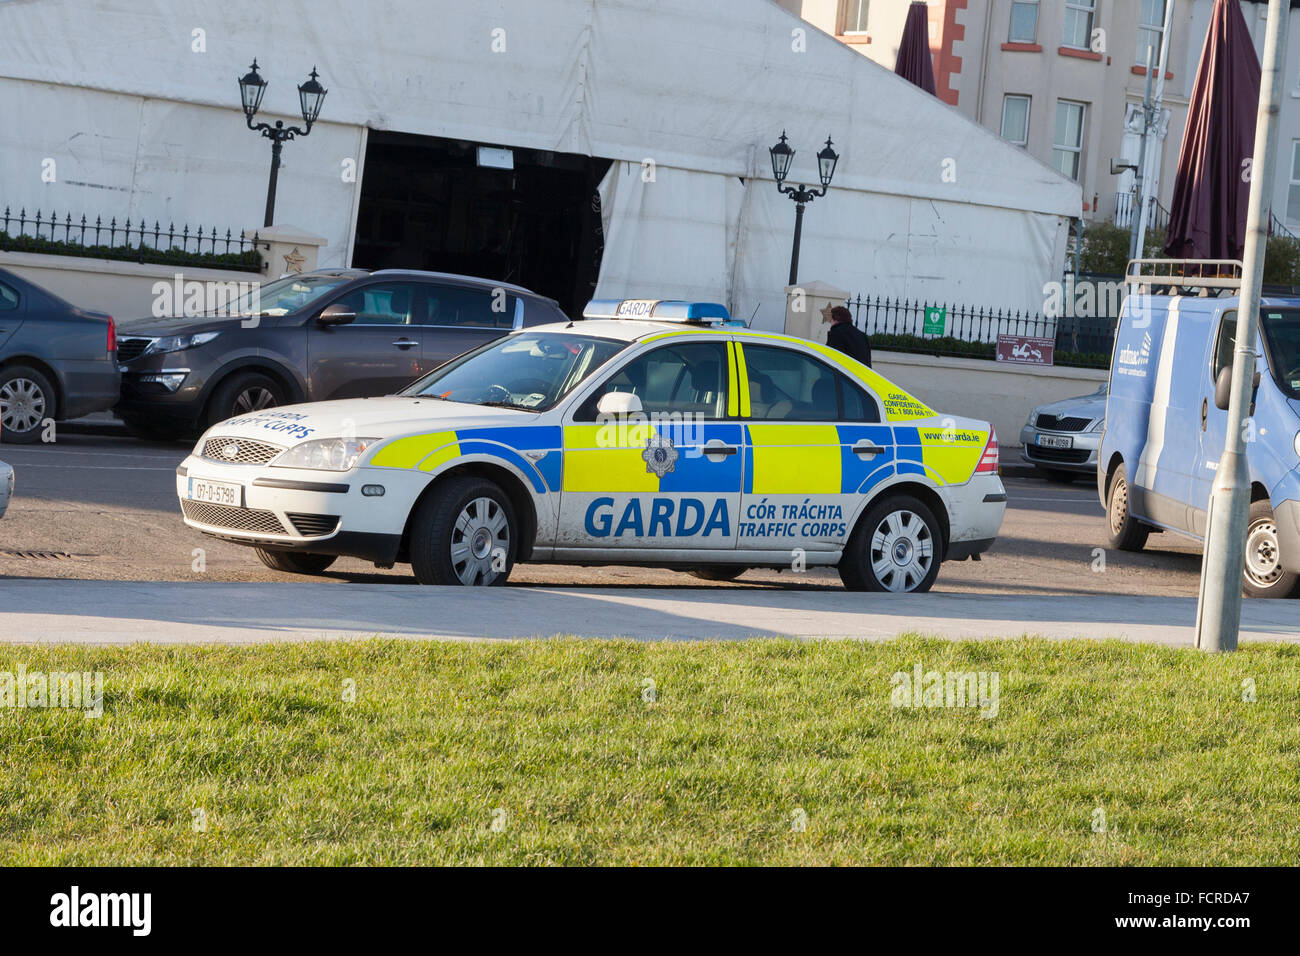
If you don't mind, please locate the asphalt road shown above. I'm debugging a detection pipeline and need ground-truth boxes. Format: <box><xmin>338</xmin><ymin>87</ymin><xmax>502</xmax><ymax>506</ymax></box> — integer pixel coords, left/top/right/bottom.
<box><xmin>0</xmin><ymin>431</ymin><xmax>1207</xmax><ymax>598</ymax></box>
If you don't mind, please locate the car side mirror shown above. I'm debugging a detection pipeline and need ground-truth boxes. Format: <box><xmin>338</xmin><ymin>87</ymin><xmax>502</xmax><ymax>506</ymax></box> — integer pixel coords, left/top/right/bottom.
<box><xmin>597</xmin><ymin>391</ymin><xmax>643</xmax><ymax>416</ymax></box>
<box><xmin>1214</xmin><ymin>366</ymin><xmax>1232</xmax><ymax>411</ymax></box>
<box><xmin>317</xmin><ymin>303</ymin><xmax>356</xmax><ymax>327</ymax></box>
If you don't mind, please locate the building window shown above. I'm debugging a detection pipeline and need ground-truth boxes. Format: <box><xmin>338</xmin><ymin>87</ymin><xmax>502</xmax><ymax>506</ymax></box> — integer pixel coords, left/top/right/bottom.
<box><xmin>1053</xmin><ymin>100</ymin><xmax>1087</xmax><ymax>180</ymax></box>
<box><xmin>1009</xmin><ymin>1</ymin><xmax>1039</xmax><ymax>43</ymax></box>
<box><xmin>1063</xmin><ymin>0</ymin><xmax>1097</xmax><ymax>50</ymax></box>
<box><xmin>1288</xmin><ymin>141</ymin><xmax>1300</xmax><ymax>222</ymax></box>
<box><xmin>842</xmin><ymin>0</ymin><xmax>869</xmax><ymax>34</ymax></box>
<box><xmin>1001</xmin><ymin>95</ymin><xmax>1031</xmax><ymax>146</ymax></box>
<box><xmin>1136</xmin><ymin>0</ymin><xmax>1166</xmax><ymax>65</ymax></box>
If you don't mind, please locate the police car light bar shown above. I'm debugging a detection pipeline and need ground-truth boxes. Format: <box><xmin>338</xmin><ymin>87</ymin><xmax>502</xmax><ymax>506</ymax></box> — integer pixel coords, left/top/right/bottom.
<box><xmin>1125</xmin><ymin>258</ymin><xmax>1244</xmax><ymax>294</ymax></box>
<box><xmin>582</xmin><ymin>299</ymin><xmax>731</xmax><ymax>323</ymax></box>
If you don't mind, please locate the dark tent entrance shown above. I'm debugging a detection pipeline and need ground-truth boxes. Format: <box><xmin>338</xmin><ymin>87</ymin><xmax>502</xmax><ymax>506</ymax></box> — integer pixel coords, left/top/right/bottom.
<box><xmin>351</xmin><ymin>131</ymin><xmax>611</xmax><ymax>316</ymax></box>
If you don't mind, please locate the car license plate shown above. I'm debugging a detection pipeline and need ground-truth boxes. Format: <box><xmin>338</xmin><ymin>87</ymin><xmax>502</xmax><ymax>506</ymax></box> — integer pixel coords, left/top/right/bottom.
<box><xmin>1036</xmin><ymin>433</ymin><xmax>1073</xmax><ymax>449</ymax></box>
<box><xmin>188</xmin><ymin>478</ymin><xmax>242</xmax><ymax>507</ymax></box>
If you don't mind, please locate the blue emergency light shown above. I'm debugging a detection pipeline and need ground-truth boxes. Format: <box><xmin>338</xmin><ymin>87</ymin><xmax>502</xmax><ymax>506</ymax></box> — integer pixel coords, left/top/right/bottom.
<box><xmin>582</xmin><ymin>298</ymin><xmax>731</xmax><ymax>323</ymax></box>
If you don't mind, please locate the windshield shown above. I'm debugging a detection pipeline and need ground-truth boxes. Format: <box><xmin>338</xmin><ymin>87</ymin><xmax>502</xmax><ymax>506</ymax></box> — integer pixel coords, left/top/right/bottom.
<box><xmin>226</xmin><ymin>274</ymin><xmax>354</xmax><ymax>316</ymax></box>
<box><xmin>403</xmin><ymin>331</ymin><xmax>627</xmax><ymax>411</ymax></box>
<box><xmin>1262</xmin><ymin>309</ymin><xmax>1300</xmax><ymax>399</ymax></box>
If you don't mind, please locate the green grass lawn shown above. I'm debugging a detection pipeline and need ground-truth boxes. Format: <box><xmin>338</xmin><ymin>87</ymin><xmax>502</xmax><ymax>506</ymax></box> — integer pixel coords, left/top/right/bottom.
<box><xmin>1</xmin><ymin>637</ymin><xmax>1297</xmax><ymax>865</ymax></box>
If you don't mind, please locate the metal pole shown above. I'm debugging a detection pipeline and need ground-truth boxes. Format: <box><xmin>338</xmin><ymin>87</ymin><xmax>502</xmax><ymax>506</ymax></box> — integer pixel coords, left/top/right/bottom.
<box><xmin>1129</xmin><ymin>44</ymin><xmax>1157</xmax><ymax>260</ymax></box>
<box><xmin>1135</xmin><ymin>0</ymin><xmax>1178</xmax><ymax>256</ymax></box>
<box><xmin>264</xmin><ymin>137</ymin><xmax>282</xmax><ymax>228</ymax></box>
<box><xmin>789</xmin><ymin>200</ymin><xmax>805</xmax><ymax>286</ymax></box>
<box><xmin>1195</xmin><ymin>0</ymin><xmax>1290</xmax><ymax>653</ymax></box>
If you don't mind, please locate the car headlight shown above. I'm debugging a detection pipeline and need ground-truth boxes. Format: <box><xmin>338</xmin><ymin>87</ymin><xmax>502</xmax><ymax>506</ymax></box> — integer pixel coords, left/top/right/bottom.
<box><xmin>146</xmin><ymin>331</ymin><xmax>221</xmax><ymax>355</ymax></box>
<box><xmin>273</xmin><ymin>437</ymin><xmax>379</xmax><ymax>472</ymax></box>
<box><xmin>1089</xmin><ymin>418</ymin><xmax>1105</xmax><ymax>432</ymax></box>
<box><xmin>1294</xmin><ymin>430</ymin><xmax>1300</xmax><ymax>458</ymax></box>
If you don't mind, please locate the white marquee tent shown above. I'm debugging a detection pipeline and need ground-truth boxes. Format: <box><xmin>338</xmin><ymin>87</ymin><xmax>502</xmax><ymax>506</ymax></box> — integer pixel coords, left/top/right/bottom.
<box><xmin>0</xmin><ymin>0</ymin><xmax>1081</xmax><ymax>328</ymax></box>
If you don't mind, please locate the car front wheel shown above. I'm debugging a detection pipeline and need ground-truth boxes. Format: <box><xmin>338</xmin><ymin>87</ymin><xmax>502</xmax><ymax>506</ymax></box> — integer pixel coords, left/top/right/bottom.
<box><xmin>1242</xmin><ymin>499</ymin><xmax>1300</xmax><ymax>598</ymax></box>
<box><xmin>410</xmin><ymin>476</ymin><xmax>516</xmax><ymax>586</ymax></box>
<box><xmin>840</xmin><ymin>494</ymin><xmax>943</xmax><ymax>593</ymax></box>
<box><xmin>207</xmin><ymin>371</ymin><xmax>286</xmax><ymax>427</ymax></box>
<box><xmin>0</xmin><ymin>365</ymin><xmax>56</xmax><ymax>444</ymax></box>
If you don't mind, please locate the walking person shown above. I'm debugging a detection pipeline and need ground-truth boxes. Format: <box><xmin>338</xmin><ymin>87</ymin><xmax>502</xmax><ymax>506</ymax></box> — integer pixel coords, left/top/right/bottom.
<box><xmin>823</xmin><ymin>304</ymin><xmax>872</xmax><ymax>368</ymax></box>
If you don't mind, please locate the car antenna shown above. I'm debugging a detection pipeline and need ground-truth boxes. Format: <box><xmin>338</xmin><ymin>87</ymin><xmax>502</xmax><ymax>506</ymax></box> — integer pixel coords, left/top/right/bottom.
<box><xmin>746</xmin><ymin>305</ymin><xmax>759</xmax><ymax>328</ymax></box>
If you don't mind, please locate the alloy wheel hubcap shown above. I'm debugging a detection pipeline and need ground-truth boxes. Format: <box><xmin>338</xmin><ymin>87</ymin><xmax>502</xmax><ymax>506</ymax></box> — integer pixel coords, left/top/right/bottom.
<box><xmin>870</xmin><ymin>509</ymin><xmax>933</xmax><ymax>592</ymax></box>
<box><xmin>0</xmin><ymin>378</ymin><xmax>46</xmax><ymax>433</ymax></box>
<box><xmin>450</xmin><ymin>496</ymin><xmax>510</xmax><ymax>586</ymax></box>
<box><xmin>234</xmin><ymin>387</ymin><xmax>276</xmax><ymax>414</ymax></box>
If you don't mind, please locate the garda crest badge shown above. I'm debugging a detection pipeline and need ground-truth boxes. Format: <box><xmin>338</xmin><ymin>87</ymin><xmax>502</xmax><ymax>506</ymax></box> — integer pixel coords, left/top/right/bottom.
<box><xmin>642</xmin><ymin>434</ymin><xmax>678</xmax><ymax>478</ymax></box>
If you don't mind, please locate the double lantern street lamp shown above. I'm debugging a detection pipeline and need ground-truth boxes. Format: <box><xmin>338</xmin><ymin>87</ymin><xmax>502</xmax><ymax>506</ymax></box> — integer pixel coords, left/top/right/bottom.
<box><xmin>769</xmin><ymin>131</ymin><xmax>839</xmax><ymax>286</ymax></box>
<box><xmin>238</xmin><ymin>60</ymin><xmax>328</xmax><ymax>228</ymax></box>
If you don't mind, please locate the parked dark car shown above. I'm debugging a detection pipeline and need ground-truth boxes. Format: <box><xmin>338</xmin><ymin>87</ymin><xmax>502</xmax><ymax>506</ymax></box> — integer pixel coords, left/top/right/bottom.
<box><xmin>0</xmin><ymin>267</ymin><xmax>120</xmax><ymax>444</ymax></box>
<box><xmin>114</xmin><ymin>268</ymin><xmax>568</xmax><ymax>440</ymax></box>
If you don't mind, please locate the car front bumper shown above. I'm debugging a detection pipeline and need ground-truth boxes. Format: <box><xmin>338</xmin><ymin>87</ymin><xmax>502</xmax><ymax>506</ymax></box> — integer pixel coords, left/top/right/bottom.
<box><xmin>1019</xmin><ymin>424</ymin><xmax>1101</xmax><ymax>473</ymax></box>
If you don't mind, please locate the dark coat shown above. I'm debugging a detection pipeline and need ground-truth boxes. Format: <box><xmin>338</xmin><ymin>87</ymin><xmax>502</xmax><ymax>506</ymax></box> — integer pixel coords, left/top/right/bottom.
<box><xmin>826</xmin><ymin>321</ymin><xmax>872</xmax><ymax>368</ymax></box>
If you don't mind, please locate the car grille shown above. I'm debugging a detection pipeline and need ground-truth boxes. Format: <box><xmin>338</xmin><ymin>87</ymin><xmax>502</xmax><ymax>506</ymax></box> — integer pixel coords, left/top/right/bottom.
<box><xmin>1035</xmin><ymin>414</ymin><xmax>1092</xmax><ymax>432</ymax></box>
<box><xmin>201</xmin><ymin>437</ymin><xmax>285</xmax><ymax>465</ymax></box>
<box><xmin>286</xmin><ymin>513</ymin><xmax>340</xmax><ymax>537</ymax></box>
<box><xmin>181</xmin><ymin>500</ymin><xmax>287</xmax><ymax>535</ymax></box>
<box><xmin>116</xmin><ymin>337</ymin><xmax>153</xmax><ymax>364</ymax></box>
<box><xmin>1025</xmin><ymin>446</ymin><xmax>1092</xmax><ymax>464</ymax></box>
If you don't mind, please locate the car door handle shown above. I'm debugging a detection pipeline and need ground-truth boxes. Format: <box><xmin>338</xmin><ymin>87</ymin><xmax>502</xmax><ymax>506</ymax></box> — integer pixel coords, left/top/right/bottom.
<box><xmin>853</xmin><ymin>442</ymin><xmax>886</xmax><ymax>459</ymax></box>
<box><xmin>1201</xmin><ymin>397</ymin><xmax>1208</xmax><ymax>431</ymax></box>
<box><xmin>702</xmin><ymin>442</ymin><xmax>738</xmax><ymax>458</ymax></box>
<box><xmin>391</xmin><ymin>338</ymin><xmax>419</xmax><ymax>350</ymax></box>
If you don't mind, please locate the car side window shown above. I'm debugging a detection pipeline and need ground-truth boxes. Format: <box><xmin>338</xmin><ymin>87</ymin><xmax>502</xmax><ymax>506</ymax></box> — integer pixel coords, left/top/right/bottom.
<box><xmin>578</xmin><ymin>341</ymin><xmax>729</xmax><ymax>420</ymax></box>
<box><xmin>838</xmin><ymin>373</ymin><xmax>881</xmax><ymax>422</ymax></box>
<box><xmin>743</xmin><ymin>344</ymin><xmax>839</xmax><ymax>421</ymax></box>
<box><xmin>426</xmin><ymin>285</ymin><xmax>517</xmax><ymax>328</ymax></box>
<box><xmin>331</xmin><ymin>282</ymin><xmax>418</xmax><ymax>326</ymax></box>
<box><xmin>0</xmin><ymin>281</ymin><xmax>18</xmax><ymax>311</ymax></box>
<box><xmin>1212</xmin><ymin>311</ymin><xmax>1238</xmax><ymax>381</ymax></box>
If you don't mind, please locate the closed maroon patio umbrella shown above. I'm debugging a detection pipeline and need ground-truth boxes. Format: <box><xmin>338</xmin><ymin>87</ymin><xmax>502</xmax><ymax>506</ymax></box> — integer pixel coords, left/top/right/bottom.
<box><xmin>894</xmin><ymin>1</ymin><xmax>937</xmax><ymax>96</ymax></box>
<box><xmin>1164</xmin><ymin>0</ymin><xmax>1261</xmax><ymax>261</ymax></box>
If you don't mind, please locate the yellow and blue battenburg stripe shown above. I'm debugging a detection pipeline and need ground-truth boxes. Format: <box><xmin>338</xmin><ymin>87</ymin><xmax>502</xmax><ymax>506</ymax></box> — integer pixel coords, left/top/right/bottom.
<box><xmin>370</xmin><ymin>425</ymin><xmax>564</xmax><ymax>493</ymax></box>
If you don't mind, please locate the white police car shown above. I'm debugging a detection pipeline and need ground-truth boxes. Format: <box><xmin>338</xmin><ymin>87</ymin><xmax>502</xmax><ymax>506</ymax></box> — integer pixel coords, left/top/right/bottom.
<box><xmin>176</xmin><ymin>299</ymin><xmax>1006</xmax><ymax>591</ymax></box>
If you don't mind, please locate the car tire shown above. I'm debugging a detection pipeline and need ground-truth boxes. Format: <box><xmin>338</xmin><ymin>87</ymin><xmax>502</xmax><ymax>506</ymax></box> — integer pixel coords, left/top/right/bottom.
<box><xmin>1105</xmin><ymin>463</ymin><xmax>1150</xmax><ymax>552</ymax></box>
<box><xmin>839</xmin><ymin>494</ymin><xmax>944</xmax><ymax>593</ymax></box>
<box><xmin>0</xmin><ymin>365</ymin><xmax>57</xmax><ymax>444</ymax></box>
<box><xmin>120</xmin><ymin>415</ymin><xmax>191</xmax><ymax>443</ymax></box>
<box><xmin>690</xmin><ymin>567</ymin><xmax>749</xmax><ymax>582</ymax></box>
<box><xmin>1242</xmin><ymin>499</ymin><xmax>1300</xmax><ymax>599</ymax></box>
<box><xmin>254</xmin><ymin>548</ymin><xmax>338</xmax><ymax>575</ymax></box>
<box><xmin>207</xmin><ymin>371</ymin><xmax>286</xmax><ymax>427</ymax></box>
<box><xmin>409</xmin><ymin>476</ymin><xmax>516</xmax><ymax>586</ymax></box>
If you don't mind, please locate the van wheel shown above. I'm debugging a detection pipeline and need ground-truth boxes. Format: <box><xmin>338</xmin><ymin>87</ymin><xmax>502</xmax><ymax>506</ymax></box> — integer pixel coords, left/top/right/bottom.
<box><xmin>1106</xmin><ymin>464</ymin><xmax>1149</xmax><ymax>552</ymax></box>
<box><xmin>1242</xmin><ymin>500</ymin><xmax>1300</xmax><ymax>598</ymax></box>
<box><xmin>840</xmin><ymin>494</ymin><xmax>943</xmax><ymax>593</ymax></box>
<box><xmin>410</xmin><ymin>476</ymin><xmax>516</xmax><ymax>586</ymax></box>
<box><xmin>207</xmin><ymin>371</ymin><xmax>286</xmax><ymax>427</ymax></box>
<box><xmin>690</xmin><ymin>567</ymin><xmax>748</xmax><ymax>582</ymax></box>
<box><xmin>255</xmin><ymin>548</ymin><xmax>337</xmax><ymax>575</ymax></box>
<box><xmin>0</xmin><ymin>365</ymin><xmax>56</xmax><ymax>444</ymax></box>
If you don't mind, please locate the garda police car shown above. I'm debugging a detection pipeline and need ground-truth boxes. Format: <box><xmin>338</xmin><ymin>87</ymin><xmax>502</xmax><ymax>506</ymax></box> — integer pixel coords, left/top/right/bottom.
<box><xmin>176</xmin><ymin>299</ymin><xmax>1006</xmax><ymax>592</ymax></box>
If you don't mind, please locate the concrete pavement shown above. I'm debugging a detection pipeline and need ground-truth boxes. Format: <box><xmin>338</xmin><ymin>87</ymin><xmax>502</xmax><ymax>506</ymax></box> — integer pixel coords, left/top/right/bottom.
<box><xmin>0</xmin><ymin>580</ymin><xmax>1295</xmax><ymax>645</ymax></box>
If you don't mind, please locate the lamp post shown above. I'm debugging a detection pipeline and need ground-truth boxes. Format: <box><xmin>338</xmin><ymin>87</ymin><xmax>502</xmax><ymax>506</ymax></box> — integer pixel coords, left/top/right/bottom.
<box><xmin>238</xmin><ymin>60</ymin><xmax>328</xmax><ymax>228</ymax></box>
<box><xmin>769</xmin><ymin>131</ymin><xmax>839</xmax><ymax>286</ymax></box>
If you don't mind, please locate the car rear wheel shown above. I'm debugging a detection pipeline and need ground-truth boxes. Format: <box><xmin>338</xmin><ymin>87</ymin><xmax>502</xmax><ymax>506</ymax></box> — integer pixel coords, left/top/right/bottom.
<box><xmin>254</xmin><ymin>548</ymin><xmax>337</xmax><ymax>575</ymax></box>
<box><xmin>690</xmin><ymin>567</ymin><xmax>749</xmax><ymax>582</ymax></box>
<box><xmin>207</xmin><ymin>371</ymin><xmax>286</xmax><ymax>427</ymax></box>
<box><xmin>1105</xmin><ymin>463</ymin><xmax>1150</xmax><ymax>552</ymax></box>
<box><xmin>1242</xmin><ymin>500</ymin><xmax>1300</xmax><ymax>598</ymax></box>
<box><xmin>409</xmin><ymin>476</ymin><xmax>516</xmax><ymax>586</ymax></box>
<box><xmin>840</xmin><ymin>494</ymin><xmax>943</xmax><ymax>593</ymax></box>
<box><xmin>0</xmin><ymin>365</ymin><xmax>56</xmax><ymax>444</ymax></box>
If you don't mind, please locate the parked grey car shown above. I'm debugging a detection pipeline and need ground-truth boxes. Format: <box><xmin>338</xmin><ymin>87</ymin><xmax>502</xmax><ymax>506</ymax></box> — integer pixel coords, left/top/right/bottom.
<box><xmin>115</xmin><ymin>269</ymin><xmax>567</xmax><ymax>440</ymax></box>
<box><xmin>1019</xmin><ymin>383</ymin><xmax>1107</xmax><ymax>481</ymax></box>
<box><xmin>0</xmin><ymin>459</ymin><xmax>12</xmax><ymax>518</ymax></box>
<box><xmin>0</xmin><ymin>267</ymin><xmax>120</xmax><ymax>443</ymax></box>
